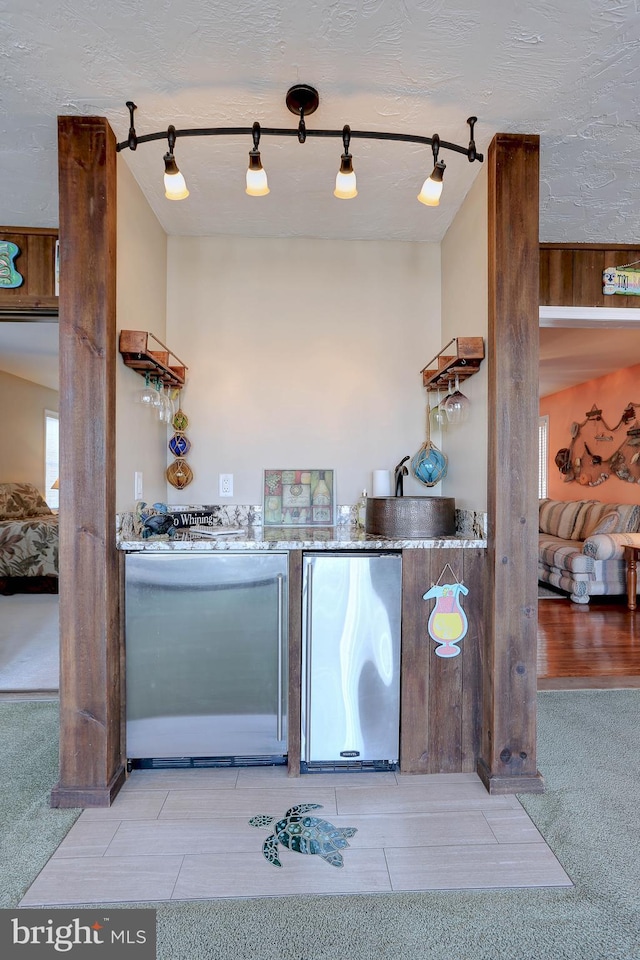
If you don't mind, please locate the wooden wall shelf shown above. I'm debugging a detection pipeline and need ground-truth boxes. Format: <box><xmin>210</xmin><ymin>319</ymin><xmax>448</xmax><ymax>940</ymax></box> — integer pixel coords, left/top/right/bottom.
<box><xmin>118</xmin><ymin>330</ymin><xmax>187</xmax><ymax>388</ymax></box>
<box><xmin>421</xmin><ymin>336</ymin><xmax>485</xmax><ymax>391</ymax></box>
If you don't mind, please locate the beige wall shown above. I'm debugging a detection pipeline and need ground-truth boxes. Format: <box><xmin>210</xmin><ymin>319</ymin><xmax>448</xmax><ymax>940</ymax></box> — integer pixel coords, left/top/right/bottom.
<box><xmin>166</xmin><ymin>236</ymin><xmax>442</xmax><ymax>507</ymax></box>
<box><xmin>115</xmin><ymin>156</ymin><xmax>169</xmax><ymax>512</ymax></box>
<box><xmin>440</xmin><ymin>164</ymin><xmax>489</xmax><ymax>512</ymax></box>
<box><xmin>0</xmin><ymin>369</ymin><xmax>58</xmax><ymax>493</ymax></box>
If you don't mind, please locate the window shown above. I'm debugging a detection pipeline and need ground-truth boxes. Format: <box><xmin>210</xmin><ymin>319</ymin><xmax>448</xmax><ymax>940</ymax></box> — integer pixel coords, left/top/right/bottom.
<box><xmin>538</xmin><ymin>415</ymin><xmax>549</xmax><ymax>500</ymax></box>
<box><xmin>44</xmin><ymin>410</ymin><xmax>59</xmax><ymax>509</ymax></box>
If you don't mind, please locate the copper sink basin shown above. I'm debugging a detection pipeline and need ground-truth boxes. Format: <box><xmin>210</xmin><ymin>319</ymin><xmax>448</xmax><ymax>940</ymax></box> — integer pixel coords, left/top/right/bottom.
<box><xmin>365</xmin><ymin>496</ymin><xmax>455</xmax><ymax>538</ymax></box>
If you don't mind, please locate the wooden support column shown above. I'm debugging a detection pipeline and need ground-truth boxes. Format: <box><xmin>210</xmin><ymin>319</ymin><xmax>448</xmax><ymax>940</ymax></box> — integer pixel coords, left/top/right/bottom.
<box><xmin>479</xmin><ymin>133</ymin><xmax>544</xmax><ymax>794</ymax></box>
<box><xmin>50</xmin><ymin>116</ymin><xmax>124</xmax><ymax>807</ymax></box>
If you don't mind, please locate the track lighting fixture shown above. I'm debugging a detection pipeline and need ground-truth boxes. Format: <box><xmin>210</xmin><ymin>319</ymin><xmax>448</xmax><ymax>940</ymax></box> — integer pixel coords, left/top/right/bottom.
<box><xmin>246</xmin><ymin>122</ymin><xmax>270</xmax><ymax>196</ymax></box>
<box><xmin>334</xmin><ymin>125</ymin><xmax>357</xmax><ymax>199</ymax></box>
<box><xmin>163</xmin><ymin>125</ymin><xmax>189</xmax><ymax>200</ymax></box>
<box><xmin>117</xmin><ymin>88</ymin><xmax>482</xmax><ymax>207</ymax></box>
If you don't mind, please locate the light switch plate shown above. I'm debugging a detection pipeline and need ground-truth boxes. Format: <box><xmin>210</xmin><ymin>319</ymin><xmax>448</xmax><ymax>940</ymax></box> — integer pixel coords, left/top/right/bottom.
<box><xmin>134</xmin><ymin>471</ymin><xmax>143</xmax><ymax>500</ymax></box>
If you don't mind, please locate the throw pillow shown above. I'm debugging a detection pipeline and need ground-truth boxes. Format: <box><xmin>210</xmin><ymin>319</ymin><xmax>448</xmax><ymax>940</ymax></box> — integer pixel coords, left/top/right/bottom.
<box><xmin>587</xmin><ymin>511</ymin><xmax>620</xmax><ymax>537</ymax></box>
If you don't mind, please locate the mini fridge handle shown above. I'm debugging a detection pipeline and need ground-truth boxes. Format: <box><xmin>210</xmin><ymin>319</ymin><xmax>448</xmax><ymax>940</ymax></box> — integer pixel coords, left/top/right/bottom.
<box><xmin>277</xmin><ymin>573</ymin><xmax>285</xmax><ymax>742</ymax></box>
<box><xmin>304</xmin><ymin>561</ymin><xmax>314</xmax><ymax>763</ymax></box>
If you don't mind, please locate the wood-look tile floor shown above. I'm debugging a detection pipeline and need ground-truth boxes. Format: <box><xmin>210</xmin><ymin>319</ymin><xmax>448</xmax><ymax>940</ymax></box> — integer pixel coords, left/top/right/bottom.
<box><xmin>20</xmin><ymin>767</ymin><xmax>571</xmax><ymax>905</ymax></box>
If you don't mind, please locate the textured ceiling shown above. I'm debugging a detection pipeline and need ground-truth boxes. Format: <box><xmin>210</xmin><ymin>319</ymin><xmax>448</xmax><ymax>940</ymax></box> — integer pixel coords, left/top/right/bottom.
<box><xmin>1</xmin><ymin>0</ymin><xmax>639</xmax><ymax>243</ymax></box>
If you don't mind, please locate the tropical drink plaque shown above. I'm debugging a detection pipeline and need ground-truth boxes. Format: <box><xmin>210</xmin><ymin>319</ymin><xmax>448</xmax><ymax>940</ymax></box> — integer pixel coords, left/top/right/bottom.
<box><xmin>423</xmin><ymin>567</ymin><xmax>469</xmax><ymax>658</ymax></box>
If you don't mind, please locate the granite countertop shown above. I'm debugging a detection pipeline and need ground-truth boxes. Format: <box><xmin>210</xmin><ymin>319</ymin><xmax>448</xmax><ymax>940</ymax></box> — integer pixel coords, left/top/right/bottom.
<box><xmin>117</xmin><ymin>525</ymin><xmax>486</xmax><ymax>552</ymax></box>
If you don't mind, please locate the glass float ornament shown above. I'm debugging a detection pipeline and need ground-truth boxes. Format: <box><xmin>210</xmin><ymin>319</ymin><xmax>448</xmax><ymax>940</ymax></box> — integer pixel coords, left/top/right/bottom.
<box><xmin>168</xmin><ymin>432</ymin><xmax>191</xmax><ymax>458</ymax></box>
<box><xmin>423</xmin><ymin>581</ymin><xmax>469</xmax><ymax>658</ymax></box>
<box><xmin>166</xmin><ymin>458</ymin><xmax>193</xmax><ymax>489</ymax></box>
<box><xmin>411</xmin><ymin>403</ymin><xmax>448</xmax><ymax>487</ymax></box>
<box><xmin>172</xmin><ymin>407</ymin><xmax>189</xmax><ymax>433</ymax></box>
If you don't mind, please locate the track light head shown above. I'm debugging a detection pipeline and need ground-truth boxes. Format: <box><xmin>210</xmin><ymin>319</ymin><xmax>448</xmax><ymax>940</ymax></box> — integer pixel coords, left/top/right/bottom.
<box><xmin>163</xmin><ymin>152</ymin><xmax>189</xmax><ymax>200</ymax></box>
<box><xmin>334</xmin><ymin>125</ymin><xmax>357</xmax><ymax>199</ymax></box>
<box><xmin>246</xmin><ymin>122</ymin><xmax>270</xmax><ymax>196</ymax></box>
<box><xmin>417</xmin><ymin>159</ymin><xmax>446</xmax><ymax>207</ymax></box>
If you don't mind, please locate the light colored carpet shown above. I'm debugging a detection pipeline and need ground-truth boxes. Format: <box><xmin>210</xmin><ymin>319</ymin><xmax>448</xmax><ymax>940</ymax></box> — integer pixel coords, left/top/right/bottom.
<box><xmin>2</xmin><ymin>692</ymin><xmax>639</xmax><ymax>960</ymax></box>
<box><xmin>0</xmin><ymin>595</ymin><xmax>59</xmax><ymax>691</ymax></box>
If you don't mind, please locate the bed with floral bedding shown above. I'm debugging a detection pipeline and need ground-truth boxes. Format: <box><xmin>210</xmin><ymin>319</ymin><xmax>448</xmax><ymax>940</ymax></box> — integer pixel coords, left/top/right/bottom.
<box><xmin>0</xmin><ymin>482</ymin><xmax>58</xmax><ymax>594</ymax></box>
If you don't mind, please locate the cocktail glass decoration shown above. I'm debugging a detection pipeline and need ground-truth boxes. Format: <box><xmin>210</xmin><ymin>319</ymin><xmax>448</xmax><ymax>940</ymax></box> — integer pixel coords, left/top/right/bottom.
<box><xmin>443</xmin><ymin>374</ymin><xmax>471</xmax><ymax>424</ymax></box>
<box><xmin>423</xmin><ymin>579</ymin><xmax>469</xmax><ymax>658</ymax></box>
<box><xmin>411</xmin><ymin>403</ymin><xmax>448</xmax><ymax>487</ymax></box>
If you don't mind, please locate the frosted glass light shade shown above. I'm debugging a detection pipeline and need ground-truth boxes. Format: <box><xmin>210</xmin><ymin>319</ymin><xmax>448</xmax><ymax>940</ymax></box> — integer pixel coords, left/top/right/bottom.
<box><xmin>334</xmin><ymin>169</ymin><xmax>357</xmax><ymax>199</ymax></box>
<box><xmin>164</xmin><ymin>171</ymin><xmax>189</xmax><ymax>200</ymax></box>
<box><xmin>163</xmin><ymin>152</ymin><xmax>189</xmax><ymax>200</ymax></box>
<box><xmin>417</xmin><ymin>160</ymin><xmax>445</xmax><ymax>207</ymax></box>
<box><xmin>334</xmin><ymin>153</ymin><xmax>357</xmax><ymax>199</ymax></box>
<box><xmin>417</xmin><ymin>176</ymin><xmax>443</xmax><ymax>206</ymax></box>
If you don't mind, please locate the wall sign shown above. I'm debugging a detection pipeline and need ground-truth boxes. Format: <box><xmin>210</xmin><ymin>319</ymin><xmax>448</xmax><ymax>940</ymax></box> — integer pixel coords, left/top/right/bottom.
<box><xmin>603</xmin><ymin>264</ymin><xmax>640</xmax><ymax>296</ymax></box>
<box><xmin>423</xmin><ymin>563</ymin><xmax>469</xmax><ymax>658</ymax></box>
<box><xmin>0</xmin><ymin>241</ymin><xmax>24</xmax><ymax>288</ymax></box>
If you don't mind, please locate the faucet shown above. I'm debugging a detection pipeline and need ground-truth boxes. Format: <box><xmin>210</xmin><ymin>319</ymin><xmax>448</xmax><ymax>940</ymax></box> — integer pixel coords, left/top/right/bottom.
<box><xmin>394</xmin><ymin>456</ymin><xmax>410</xmax><ymax>496</ymax></box>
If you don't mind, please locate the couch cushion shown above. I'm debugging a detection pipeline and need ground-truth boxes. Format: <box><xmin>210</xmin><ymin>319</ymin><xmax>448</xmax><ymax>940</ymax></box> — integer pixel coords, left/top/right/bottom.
<box><xmin>538</xmin><ymin>535</ymin><xmax>595</xmax><ymax>574</ymax></box>
<box><xmin>0</xmin><ymin>482</ymin><xmax>52</xmax><ymax>520</ymax></box>
<box><xmin>539</xmin><ymin>499</ymin><xmax>593</xmax><ymax>540</ymax></box>
<box><xmin>576</xmin><ymin>502</ymin><xmax>618</xmax><ymax>539</ymax></box>
<box><xmin>612</xmin><ymin>503</ymin><xmax>640</xmax><ymax>534</ymax></box>
<box><xmin>584</xmin><ymin>510</ymin><xmax>620</xmax><ymax>537</ymax></box>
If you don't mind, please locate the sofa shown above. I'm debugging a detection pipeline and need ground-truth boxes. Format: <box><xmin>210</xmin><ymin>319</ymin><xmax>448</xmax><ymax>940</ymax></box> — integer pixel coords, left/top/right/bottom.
<box><xmin>538</xmin><ymin>498</ymin><xmax>640</xmax><ymax>603</ymax></box>
<box><xmin>0</xmin><ymin>482</ymin><xmax>58</xmax><ymax>594</ymax></box>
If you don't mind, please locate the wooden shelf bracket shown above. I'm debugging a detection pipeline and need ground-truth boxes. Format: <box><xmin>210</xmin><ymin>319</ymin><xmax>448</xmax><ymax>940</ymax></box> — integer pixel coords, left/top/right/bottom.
<box><xmin>421</xmin><ymin>336</ymin><xmax>485</xmax><ymax>391</ymax></box>
<box><xmin>118</xmin><ymin>330</ymin><xmax>187</xmax><ymax>388</ymax></box>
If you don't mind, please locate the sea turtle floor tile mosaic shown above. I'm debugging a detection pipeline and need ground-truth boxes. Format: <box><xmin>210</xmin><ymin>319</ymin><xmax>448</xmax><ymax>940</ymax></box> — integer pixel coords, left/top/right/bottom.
<box><xmin>249</xmin><ymin>803</ymin><xmax>357</xmax><ymax>868</ymax></box>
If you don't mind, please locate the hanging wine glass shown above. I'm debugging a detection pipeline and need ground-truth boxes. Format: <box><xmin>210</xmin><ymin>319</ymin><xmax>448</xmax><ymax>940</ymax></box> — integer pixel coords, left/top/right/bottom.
<box><xmin>134</xmin><ymin>371</ymin><xmax>156</xmax><ymax>406</ymax></box>
<box><xmin>443</xmin><ymin>374</ymin><xmax>471</xmax><ymax>424</ymax></box>
<box><xmin>411</xmin><ymin>403</ymin><xmax>448</xmax><ymax>487</ymax></box>
<box><xmin>429</xmin><ymin>386</ymin><xmax>448</xmax><ymax>433</ymax></box>
<box><xmin>158</xmin><ymin>385</ymin><xmax>174</xmax><ymax>423</ymax></box>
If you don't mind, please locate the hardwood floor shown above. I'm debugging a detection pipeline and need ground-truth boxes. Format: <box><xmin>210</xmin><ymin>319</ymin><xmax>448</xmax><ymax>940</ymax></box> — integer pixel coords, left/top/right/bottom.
<box><xmin>538</xmin><ymin>593</ymin><xmax>640</xmax><ymax>688</ymax></box>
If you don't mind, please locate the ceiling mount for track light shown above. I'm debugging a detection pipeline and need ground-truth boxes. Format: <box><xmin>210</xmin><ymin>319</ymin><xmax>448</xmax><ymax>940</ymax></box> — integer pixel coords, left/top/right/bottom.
<box><xmin>116</xmin><ymin>85</ymin><xmax>483</xmax><ymax>206</ymax></box>
<box><xmin>285</xmin><ymin>83</ymin><xmax>320</xmax><ymax>118</ymax></box>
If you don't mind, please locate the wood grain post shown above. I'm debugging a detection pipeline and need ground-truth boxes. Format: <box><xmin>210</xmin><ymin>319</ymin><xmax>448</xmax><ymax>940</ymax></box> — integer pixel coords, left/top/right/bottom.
<box><xmin>50</xmin><ymin>116</ymin><xmax>125</xmax><ymax>807</ymax></box>
<box><xmin>479</xmin><ymin>133</ymin><xmax>545</xmax><ymax>794</ymax></box>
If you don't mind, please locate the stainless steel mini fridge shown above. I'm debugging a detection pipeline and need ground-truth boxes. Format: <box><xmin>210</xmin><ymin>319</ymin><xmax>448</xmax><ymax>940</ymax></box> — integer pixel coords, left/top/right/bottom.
<box><xmin>125</xmin><ymin>552</ymin><xmax>288</xmax><ymax>765</ymax></box>
<box><xmin>301</xmin><ymin>552</ymin><xmax>402</xmax><ymax>770</ymax></box>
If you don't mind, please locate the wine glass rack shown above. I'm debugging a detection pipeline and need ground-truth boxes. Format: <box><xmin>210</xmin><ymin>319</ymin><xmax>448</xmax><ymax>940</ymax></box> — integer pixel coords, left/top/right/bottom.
<box><xmin>421</xmin><ymin>337</ymin><xmax>485</xmax><ymax>391</ymax></box>
<box><xmin>119</xmin><ymin>330</ymin><xmax>187</xmax><ymax>388</ymax></box>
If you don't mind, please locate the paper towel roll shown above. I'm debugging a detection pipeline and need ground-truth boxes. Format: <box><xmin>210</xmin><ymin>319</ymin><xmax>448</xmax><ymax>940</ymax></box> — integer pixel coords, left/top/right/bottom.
<box><xmin>372</xmin><ymin>469</ymin><xmax>391</xmax><ymax>497</ymax></box>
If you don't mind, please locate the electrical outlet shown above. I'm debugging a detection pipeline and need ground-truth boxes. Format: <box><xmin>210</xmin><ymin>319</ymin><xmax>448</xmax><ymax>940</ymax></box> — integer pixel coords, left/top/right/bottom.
<box><xmin>219</xmin><ymin>473</ymin><xmax>233</xmax><ymax>497</ymax></box>
<box><xmin>134</xmin><ymin>471</ymin><xmax>143</xmax><ymax>500</ymax></box>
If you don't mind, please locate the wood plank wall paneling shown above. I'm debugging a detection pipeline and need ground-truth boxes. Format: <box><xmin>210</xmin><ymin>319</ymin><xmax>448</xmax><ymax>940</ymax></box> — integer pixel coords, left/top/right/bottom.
<box><xmin>287</xmin><ymin>550</ymin><xmax>302</xmax><ymax>776</ymax></box>
<box><xmin>0</xmin><ymin>226</ymin><xmax>59</xmax><ymax>315</ymax></box>
<box><xmin>483</xmin><ymin>134</ymin><xmax>544</xmax><ymax>795</ymax></box>
<box><xmin>50</xmin><ymin>116</ymin><xmax>124</xmax><ymax>808</ymax></box>
<box><xmin>400</xmin><ymin>548</ymin><xmax>484</xmax><ymax>774</ymax></box>
<box><xmin>540</xmin><ymin>243</ymin><xmax>640</xmax><ymax>307</ymax></box>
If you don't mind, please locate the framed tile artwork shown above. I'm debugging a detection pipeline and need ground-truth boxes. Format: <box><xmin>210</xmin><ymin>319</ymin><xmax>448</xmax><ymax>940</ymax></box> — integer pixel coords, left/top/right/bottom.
<box><xmin>263</xmin><ymin>469</ymin><xmax>336</xmax><ymax>527</ymax></box>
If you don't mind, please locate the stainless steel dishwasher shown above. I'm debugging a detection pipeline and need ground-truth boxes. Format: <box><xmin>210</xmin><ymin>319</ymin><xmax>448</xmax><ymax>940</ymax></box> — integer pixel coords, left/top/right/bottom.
<box><xmin>301</xmin><ymin>551</ymin><xmax>402</xmax><ymax>771</ymax></box>
<box><xmin>125</xmin><ymin>552</ymin><xmax>288</xmax><ymax>766</ymax></box>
